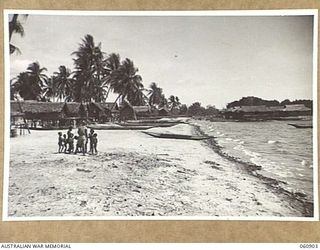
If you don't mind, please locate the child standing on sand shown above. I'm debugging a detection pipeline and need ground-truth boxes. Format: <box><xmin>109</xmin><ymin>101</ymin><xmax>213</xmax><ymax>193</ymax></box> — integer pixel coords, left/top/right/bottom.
<box><xmin>68</xmin><ymin>133</ymin><xmax>75</xmax><ymax>153</ymax></box>
<box><xmin>63</xmin><ymin>134</ymin><xmax>67</xmax><ymax>153</ymax></box>
<box><xmin>58</xmin><ymin>132</ymin><xmax>63</xmax><ymax>153</ymax></box>
<box><xmin>88</xmin><ymin>128</ymin><xmax>95</xmax><ymax>154</ymax></box>
<box><xmin>66</xmin><ymin>127</ymin><xmax>73</xmax><ymax>152</ymax></box>
<box><xmin>92</xmin><ymin>133</ymin><xmax>98</xmax><ymax>155</ymax></box>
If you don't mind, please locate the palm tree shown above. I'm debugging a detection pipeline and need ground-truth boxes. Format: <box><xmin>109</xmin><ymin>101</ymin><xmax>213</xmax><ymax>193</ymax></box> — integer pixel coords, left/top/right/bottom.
<box><xmin>159</xmin><ymin>94</ymin><xmax>168</xmax><ymax>108</ymax></box>
<box><xmin>168</xmin><ymin>95</ymin><xmax>181</xmax><ymax>111</ymax></box>
<box><xmin>104</xmin><ymin>53</ymin><xmax>121</xmax><ymax>100</ymax></box>
<box><xmin>148</xmin><ymin>82</ymin><xmax>163</xmax><ymax>106</ymax></box>
<box><xmin>110</xmin><ymin>58</ymin><xmax>144</xmax><ymax>108</ymax></box>
<box><xmin>9</xmin><ymin>14</ymin><xmax>27</xmax><ymax>54</ymax></box>
<box><xmin>12</xmin><ymin>72</ymin><xmax>42</xmax><ymax>100</ymax></box>
<box><xmin>42</xmin><ymin>76</ymin><xmax>58</xmax><ymax>102</ymax></box>
<box><xmin>54</xmin><ymin>65</ymin><xmax>74</xmax><ymax>101</ymax></box>
<box><xmin>26</xmin><ymin>61</ymin><xmax>48</xmax><ymax>89</ymax></box>
<box><xmin>72</xmin><ymin>34</ymin><xmax>106</xmax><ymax>102</ymax></box>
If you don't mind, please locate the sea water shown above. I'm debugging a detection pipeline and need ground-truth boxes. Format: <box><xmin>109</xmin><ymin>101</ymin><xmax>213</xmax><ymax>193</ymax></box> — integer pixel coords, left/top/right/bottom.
<box><xmin>195</xmin><ymin>120</ymin><xmax>314</xmax><ymax>201</ymax></box>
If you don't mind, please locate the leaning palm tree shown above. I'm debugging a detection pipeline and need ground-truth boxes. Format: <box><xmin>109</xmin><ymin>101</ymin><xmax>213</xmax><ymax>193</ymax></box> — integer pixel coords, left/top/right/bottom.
<box><xmin>9</xmin><ymin>14</ymin><xmax>28</xmax><ymax>54</ymax></box>
<box><xmin>110</xmin><ymin>58</ymin><xmax>144</xmax><ymax>108</ymax></box>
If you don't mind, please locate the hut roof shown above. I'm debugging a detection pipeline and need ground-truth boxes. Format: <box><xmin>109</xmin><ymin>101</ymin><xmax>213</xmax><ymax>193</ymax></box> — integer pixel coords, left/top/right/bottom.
<box><xmin>132</xmin><ymin>106</ymin><xmax>151</xmax><ymax>113</ymax></box>
<box><xmin>284</xmin><ymin>104</ymin><xmax>311</xmax><ymax>112</ymax></box>
<box><xmin>11</xmin><ymin>101</ymin><xmax>65</xmax><ymax>114</ymax></box>
<box><xmin>90</xmin><ymin>102</ymin><xmax>105</xmax><ymax>111</ymax></box>
<box><xmin>227</xmin><ymin>105</ymin><xmax>270</xmax><ymax>113</ymax></box>
<box><xmin>64</xmin><ymin>102</ymin><xmax>82</xmax><ymax>114</ymax></box>
<box><xmin>11</xmin><ymin>102</ymin><xmax>24</xmax><ymax>116</ymax></box>
<box><xmin>158</xmin><ymin>106</ymin><xmax>170</xmax><ymax>113</ymax></box>
<box><xmin>99</xmin><ymin>102</ymin><xmax>119</xmax><ymax>111</ymax></box>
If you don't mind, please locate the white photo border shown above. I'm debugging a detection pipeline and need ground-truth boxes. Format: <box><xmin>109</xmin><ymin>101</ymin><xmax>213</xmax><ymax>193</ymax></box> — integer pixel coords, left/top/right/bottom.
<box><xmin>3</xmin><ymin>9</ymin><xmax>319</xmax><ymax>222</ymax></box>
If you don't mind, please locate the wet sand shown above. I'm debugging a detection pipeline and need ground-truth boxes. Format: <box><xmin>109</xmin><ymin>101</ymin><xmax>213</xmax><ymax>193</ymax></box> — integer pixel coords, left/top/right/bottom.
<box><xmin>7</xmin><ymin>123</ymin><xmax>309</xmax><ymax>217</ymax></box>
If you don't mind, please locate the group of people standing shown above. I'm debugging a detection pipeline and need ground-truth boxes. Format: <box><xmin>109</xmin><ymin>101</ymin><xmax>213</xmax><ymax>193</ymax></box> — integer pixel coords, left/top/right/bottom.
<box><xmin>58</xmin><ymin>123</ymin><xmax>98</xmax><ymax>155</ymax></box>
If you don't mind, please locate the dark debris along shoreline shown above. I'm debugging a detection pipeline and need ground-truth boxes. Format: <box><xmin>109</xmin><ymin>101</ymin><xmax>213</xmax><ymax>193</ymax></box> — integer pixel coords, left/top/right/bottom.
<box><xmin>192</xmin><ymin>123</ymin><xmax>314</xmax><ymax>217</ymax></box>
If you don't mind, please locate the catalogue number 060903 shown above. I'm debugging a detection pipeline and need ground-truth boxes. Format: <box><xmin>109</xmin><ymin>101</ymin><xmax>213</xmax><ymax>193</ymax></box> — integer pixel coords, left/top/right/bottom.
<box><xmin>300</xmin><ymin>244</ymin><xmax>319</xmax><ymax>248</ymax></box>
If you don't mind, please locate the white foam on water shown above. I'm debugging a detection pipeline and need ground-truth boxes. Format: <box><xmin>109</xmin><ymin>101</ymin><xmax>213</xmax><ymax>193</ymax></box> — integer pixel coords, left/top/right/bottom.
<box><xmin>225</xmin><ymin>138</ymin><xmax>233</xmax><ymax>141</ymax></box>
<box><xmin>268</xmin><ymin>140</ymin><xmax>280</xmax><ymax>144</ymax></box>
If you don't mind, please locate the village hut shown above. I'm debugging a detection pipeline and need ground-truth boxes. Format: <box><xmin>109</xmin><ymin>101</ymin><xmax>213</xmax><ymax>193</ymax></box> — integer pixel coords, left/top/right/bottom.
<box><xmin>10</xmin><ymin>101</ymin><xmax>25</xmax><ymax>126</ymax></box>
<box><xmin>62</xmin><ymin>102</ymin><xmax>88</xmax><ymax>127</ymax></box>
<box><xmin>11</xmin><ymin>101</ymin><xmax>66</xmax><ymax>128</ymax></box>
<box><xmin>99</xmin><ymin>102</ymin><xmax>120</xmax><ymax>120</ymax></box>
<box><xmin>157</xmin><ymin>106</ymin><xmax>169</xmax><ymax>116</ymax></box>
<box><xmin>170</xmin><ymin>106</ymin><xmax>181</xmax><ymax>116</ymax></box>
<box><xmin>120</xmin><ymin>102</ymin><xmax>151</xmax><ymax>120</ymax></box>
<box><xmin>87</xmin><ymin>102</ymin><xmax>108</xmax><ymax>122</ymax></box>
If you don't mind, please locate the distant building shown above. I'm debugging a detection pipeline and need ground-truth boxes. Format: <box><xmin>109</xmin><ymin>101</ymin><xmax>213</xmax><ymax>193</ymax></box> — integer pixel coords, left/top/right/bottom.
<box><xmin>120</xmin><ymin>102</ymin><xmax>151</xmax><ymax>120</ymax></box>
<box><xmin>157</xmin><ymin>106</ymin><xmax>170</xmax><ymax>116</ymax></box>
<box><xmin>10</xmin><ymin>101</ymin><xmax>66</xmax><ymax>128</ymax></box>
<box><xmin>222</xmin><ymin>104</ymin><xmax>311</xmax><ymax>120</ymax></box>
<box><xmin>87</xmin><ymin>102</ymin><xmax>120</xmax><ymax>122</ymax></box>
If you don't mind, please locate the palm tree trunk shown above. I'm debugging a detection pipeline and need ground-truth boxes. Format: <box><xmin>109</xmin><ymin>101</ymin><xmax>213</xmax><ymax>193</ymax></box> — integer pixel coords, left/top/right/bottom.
<box><xmin>105</xmin><ymin>86</ymin><xmax>112</xmax><ymax>101</ymax></box>
<box><xmin>9</xmin><ymin>14</ymin><xmax>19</xmax><ymax>41</ymax></box>
<box><xmin>112</xmin><ymin>94</ymin><xmax>122</xmax><ymax>110</ymax></box>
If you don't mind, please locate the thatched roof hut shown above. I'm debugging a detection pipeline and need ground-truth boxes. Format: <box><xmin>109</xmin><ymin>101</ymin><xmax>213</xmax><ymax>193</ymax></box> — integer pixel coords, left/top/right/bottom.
<box><xmin>87</xmin><ymin>102</ymin><xmax>118</xmax><ymax>121</ymax></box>
<box><xmin>63</xmin><ymin>102</ymin><xmax>87</xmax><ymax>118</ymax></box>
<box><xmin>11</xmin><ymin>101</ymin><xmax>65</xmax><ymax>120</ymax></box>
<box><xmin>120</xmin><ymin>102</ymin><xmax>151</xmax><ymax>120</ymax></box>
<box><xmin>99</xmin><ymin>102</ymin><xmax>119</xmax><ymax>112</ymax></box>
<box><xmin>157</xmin><ymin>106</ymin><xmax>169</xmax><ymax>116</ymax></box>
<box><xmin>11</xmin><ymin>101</ymin><xmax>25</xmax><ymax>117</ymax></box>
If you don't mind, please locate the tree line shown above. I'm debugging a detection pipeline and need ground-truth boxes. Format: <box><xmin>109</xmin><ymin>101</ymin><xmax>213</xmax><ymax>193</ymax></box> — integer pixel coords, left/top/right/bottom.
<box><xmin>10</xmin><ymin>34</ymin><xmax>185</xmax><ymax>113</ymax></box>
<box><xmin>227</xmin><ymin>96</ymin><xmax>312</xmax><ymax>110</ymax></box>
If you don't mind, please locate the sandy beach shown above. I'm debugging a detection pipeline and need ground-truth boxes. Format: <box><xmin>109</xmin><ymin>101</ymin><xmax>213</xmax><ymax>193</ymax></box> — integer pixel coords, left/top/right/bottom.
<box><xmin>7</xmin><ymin>122</ymin><xmax>309</xmax><ymax>218</ymax></box>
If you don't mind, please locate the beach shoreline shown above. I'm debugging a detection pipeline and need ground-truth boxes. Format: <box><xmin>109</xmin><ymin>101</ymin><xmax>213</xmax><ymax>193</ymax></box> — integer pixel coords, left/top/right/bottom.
<box><xmin>191</xmin><ymin>121</ymin><xmax>313</xmax><ymax>217</ymax></box>
<box><xmin>6</xmin><ymin>121</ymin><xmax>312</xmax><ymax>218</ymax></box>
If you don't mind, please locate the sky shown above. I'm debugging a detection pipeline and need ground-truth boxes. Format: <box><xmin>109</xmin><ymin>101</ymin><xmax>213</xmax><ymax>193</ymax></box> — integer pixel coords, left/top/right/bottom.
<box><xmin>9</xmin><ymin>13</ymin><xmax>314</xmax><ymax>108</ymax></box>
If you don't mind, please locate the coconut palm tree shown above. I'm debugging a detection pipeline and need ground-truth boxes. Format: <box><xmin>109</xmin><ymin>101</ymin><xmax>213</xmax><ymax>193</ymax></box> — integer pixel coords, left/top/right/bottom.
<box><xmin>12</xmin><ymin>72</ymin><xmax>42</xmax><ymax>100</ymax></box>
<box><xmin>26</xmin><ymin>61</ymin><xmax>48</xmax><ymax>89</ymax></box>
<box><xmin>42</xmin><ymin>76</ymin><xmax>58</xmax><ymax>102</ymax></box>
<box><xmin>104</xmin><ymin>53</ymin><xmax>121</xmax><ymax>100</ymax></box>
<box><xmin>53</xmin><ymin>65</ymin><xmax>74</xmax><ymax>102</ymax></box>
<box><xmin>168</xmin><ymin>95</ymin><xmax>181</xmax><ymax>111</ymax></box>
<box><xmin>159</xmin><ymin>94</ymin><xmax>168</xmax><ymax>108</ymax></box>
<box><xmin>110</xmin><ymin>58</ymin><xmax>144</xmax><ymax>108</ymax></box>
<box><xmin>9</xmin><ymin>14</ymin><xmax>27</xmax><ymax>54</ymax></box>
<box><xmin>72</xmin><ymin>34</ymin><xmax>106</xmax><ymax>102</ymax></box>
<box><xmin>148</xmin><ymin>82</ymin><xmax>163</xmax><ymax>106</ymax></box>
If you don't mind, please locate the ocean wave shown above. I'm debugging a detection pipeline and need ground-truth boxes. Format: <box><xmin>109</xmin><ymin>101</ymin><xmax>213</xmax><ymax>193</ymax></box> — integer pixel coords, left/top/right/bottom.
<box><xmin>267</xmin><ymin>140</ymin><xmax>280</xmax><ymax>144</ymax></box>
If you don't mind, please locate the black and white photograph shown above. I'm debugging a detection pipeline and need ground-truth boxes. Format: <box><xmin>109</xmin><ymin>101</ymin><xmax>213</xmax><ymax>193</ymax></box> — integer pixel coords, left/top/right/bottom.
<box><xmin>4</xmin><ymin>10</ymin><xmax>318</xmax><ymax>220</ymax></box>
